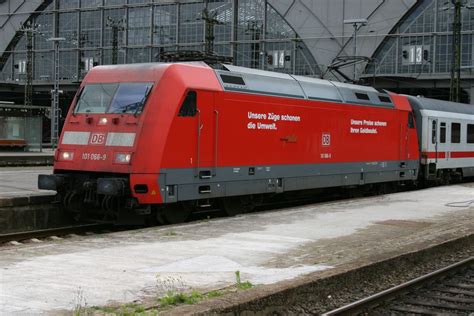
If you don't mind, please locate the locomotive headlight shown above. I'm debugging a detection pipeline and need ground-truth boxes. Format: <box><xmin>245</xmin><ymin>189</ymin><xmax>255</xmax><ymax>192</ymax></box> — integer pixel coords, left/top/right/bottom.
<box><xmin>98</xmin><ymin>117</ymin><xmax>108</xmax><ymax>125</ymax></box>
<box><xmin>58</xmin><ymin>151</ymin><xmax>74</xmax><ymax>161</ymax></box>
<box><xmin>114</xmin><ymin>153</ymin><xmax>132</xmax><ymax>164</ymax></box>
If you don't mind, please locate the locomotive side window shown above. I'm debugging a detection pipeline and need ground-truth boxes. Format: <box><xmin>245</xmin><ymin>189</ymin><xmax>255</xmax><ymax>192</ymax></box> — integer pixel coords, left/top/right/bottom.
<box><xmin>355</xmin><ymin>93</ymin><xmax>370</xmax><ymax>101</ymax></box>
<box><xmin>178</xmin><ymin>91</ymin><xmax>197</xmax><ymax>117</ymax></box>
<box><xmin>378</xmin><ymin>95</ymin><xmax>392</xmax><ymax>103</ymax></box>
<box><xmin>440</xmin><ymin>122</ymin><xmax>446</xmax><ymax>143</ymax></box>
<box><xmin>467</xmin><ymin>124</ymin><xmax>474</xmax><ymax>143</ymax></box>
<box><xmin>408</xmin><ymin>112</ymin><xmax>415</xmax><ymax>128</ymax></box>
<box><xmin>431</xmin><ymin>120</ymin><xmax>437</xmax><ymax>144</ymax></box>
<box><xmin>221</xmin><ymin>75</ymin><xmax>245</xmax><ymax>85</ymax></box>
<box><xmin>451</xmin><ymin>122</ymin><xmax>461</xmax><ymax>143</ymax></box>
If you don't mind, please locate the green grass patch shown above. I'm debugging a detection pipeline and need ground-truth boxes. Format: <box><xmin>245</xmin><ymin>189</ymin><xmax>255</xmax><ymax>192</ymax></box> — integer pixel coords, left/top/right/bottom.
<box><xmin>90</xmin><ymin>303</ymin><xmax>150</xmax><ymax>315</ymax></box>
<box><xmin>159</xmin><ymin>290</ymin><xmax>203</xmax><ymax>307</ymax></box>
<box><xmin>163</xmin><ymin>230</ymin><xmax>177</xmax><ymax>237</ymax></box>
<box><xmin>235</xmin><ymin>270</ymin><xmax>254</xmax><ymax>290</ymax></box>
<box><xmin>206</xmin><ymin>290</ymin><xmax>224</xmax><ymax>298</ymax></box>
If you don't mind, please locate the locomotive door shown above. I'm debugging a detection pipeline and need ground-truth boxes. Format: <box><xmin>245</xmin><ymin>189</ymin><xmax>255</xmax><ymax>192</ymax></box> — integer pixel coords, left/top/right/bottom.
<box><xmin>400</xmin><ymin>118</ymin><xmax>409</xmax><ymax>162</ymax></box>
<box><xmin>438</xmin><ymin>121</ymin><xmax>449</xmax><ymax>165</ymax></box>
<box><xmin>195</xmin><ymin>91</ymin><xmax>217</xmax><ymax>178</ymax></box>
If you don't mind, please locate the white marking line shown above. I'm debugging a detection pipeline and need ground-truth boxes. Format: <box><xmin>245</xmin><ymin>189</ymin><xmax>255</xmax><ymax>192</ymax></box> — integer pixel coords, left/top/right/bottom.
<box><xmin>0</xmin><ymin>171</ymin><xmax>51</xmax><ymax>175</ymax></box>
<box><xmin>0</xmin><ymin>191</ymin><xmax>43</xmax><ymax>195</ymax></box>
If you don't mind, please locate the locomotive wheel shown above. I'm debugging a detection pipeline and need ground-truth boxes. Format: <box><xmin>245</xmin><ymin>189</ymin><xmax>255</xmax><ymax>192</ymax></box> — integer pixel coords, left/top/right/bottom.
<box><xmin>161</xmin><ymin>202</ymin><xmax>192</xmax><ymax>224</ymax></box>
<box><xmin>222</xmin><ymin>195</ymin><xmax>257</xmax><ymax>216</ymax></box>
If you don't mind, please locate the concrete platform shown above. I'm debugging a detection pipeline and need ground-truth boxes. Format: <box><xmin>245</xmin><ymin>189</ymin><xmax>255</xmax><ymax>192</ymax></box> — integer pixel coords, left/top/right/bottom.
<box><xmin>0</xmin><ymin>167</ymin><xmax>57</xmax><ymax>233</ymax></box>
<box><xmin>0</xmin><ymin>150</ymin><xmax>54</xmax><ymax>166</ymax></box>
<box><xmin>0</xmin><ymin>166</ymin><xmax>52</xmax><ymax>199</ymax></box>
<box><xmin>0</xmin><ymin>183</ymin><xmax>472</xmax><ymax>314</ymax></box>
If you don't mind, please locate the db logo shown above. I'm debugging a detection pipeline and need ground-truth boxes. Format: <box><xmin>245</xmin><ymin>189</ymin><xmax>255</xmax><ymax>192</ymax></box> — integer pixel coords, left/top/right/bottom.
<box><xmin>90</xmin><ymin>133</ymin><xmax>106</xmax><ymax>145</ymax></box>
<box><xmin>322</xmin><ymin>133</ymin><xmax>331</xmax><ymax>146</ymax></box>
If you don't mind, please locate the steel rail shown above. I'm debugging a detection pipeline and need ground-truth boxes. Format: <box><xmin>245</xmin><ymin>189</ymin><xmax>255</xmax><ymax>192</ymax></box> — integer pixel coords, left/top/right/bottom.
<box><xmin>0</xmin><ymin>223</ymin><xmax>112</xmax><ymax>244</ymax></box>
<box><xmin>322</xmin><ymin>256</ymin><xmax>474</xmax><ymax>315</ymax></box>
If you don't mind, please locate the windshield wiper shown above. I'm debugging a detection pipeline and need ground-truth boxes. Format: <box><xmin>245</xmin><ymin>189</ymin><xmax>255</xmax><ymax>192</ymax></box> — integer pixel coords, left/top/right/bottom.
<box><xmin>134</xmin><ymin>85</ymin><xmax>153</xmax><ymax>117</ymax></box>
<box><xmin>121</xmin><ymin>102</ymin><xmax>140</xmax><ymax>113</ymax></box>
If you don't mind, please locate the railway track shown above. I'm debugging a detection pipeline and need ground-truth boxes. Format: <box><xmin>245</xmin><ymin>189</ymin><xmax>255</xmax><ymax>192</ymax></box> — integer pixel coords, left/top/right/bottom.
<box><xmin>0</xmin><ymin>223</ymin><xmax>113</xmax><ymax>245</ymax></box>
<box><xmin>323</xmin><ymin>257</ymin><xmax>474</xmax><ymax>315</ymax></box>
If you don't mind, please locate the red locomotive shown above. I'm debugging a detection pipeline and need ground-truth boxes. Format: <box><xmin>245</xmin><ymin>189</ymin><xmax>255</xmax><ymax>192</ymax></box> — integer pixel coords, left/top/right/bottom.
<box><xmin>38</xmin><ymin>62</ymin><xmax>474</xmax><ymax>224</ymax></box>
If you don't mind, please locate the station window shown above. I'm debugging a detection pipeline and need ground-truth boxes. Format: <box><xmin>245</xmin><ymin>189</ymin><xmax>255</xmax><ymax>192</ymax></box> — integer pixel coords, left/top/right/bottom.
<box><xmin>451</xmin><ymin>122</ymin><xmax>461</xmax><ymax>143</ymax></box>
<box><xmin>178</xmin><ymin>91</ymin><xmax>197</xmax><ymax>117</ymax></box>
<box><xmin>440</xmin><ymin>122</ymin><xmax>446</xmax><ymax>143</ymax></box>
<box><xmin>467</xmin><ymin>124</ymin><xmax>474</xmax><ymax>144</ymax></box>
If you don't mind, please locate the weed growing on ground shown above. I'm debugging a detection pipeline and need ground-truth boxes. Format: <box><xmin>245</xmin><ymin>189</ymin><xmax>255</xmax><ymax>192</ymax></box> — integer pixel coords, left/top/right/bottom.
<box><xmin>91</xmin><ymin>303</ymin><xmax>153</xmax><ymax>315</ymax></box>
<box><xmin>159</xmin><ymin>290</ymin><xmax>203</xmax><ymax>307</ymax></box>
<box><xmin>155</xmin><ymin>274</ymin><xmax>187</xmax><ymax>294</ymax></box>
<box><xmin>163</xmin><ymin>230</ymin><xmax>177</xmax><ymax>237</ymax></box>
<box><xmin>78</xmin><ymin>275</ymin><xmax>228</xmax><ymax>314</ymax></box>
<box><xmin>235</xmin><ymin>270</ymin><xmax>253</xmax><ymax>289</ymax></box>
<box><xmin>72</xmin><ymin>287</ymin><xmax>88</xmax><ymax>316</ymax></box>
<box><xmin>154</xmin><ymin>274</ymin><xmax>227</xmax><ymax>308</ymax></box>
<box><xmin>158</xmin><ymin>289</ymin><xmax>226</xmax><ymax>308</ymax></box>
<box><xmin>206</xmin><ymin>290</ymin><xmax>223</xmax><ymax>298</ymax></box>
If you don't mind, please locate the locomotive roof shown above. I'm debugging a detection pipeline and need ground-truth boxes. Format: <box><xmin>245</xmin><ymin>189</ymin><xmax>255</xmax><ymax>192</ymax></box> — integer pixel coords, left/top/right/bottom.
<box><xmin>214</xmin><ymin>64</ymin><xmax>396</xmax><ymax>109</ymax></box>
<box><xmin>405</xmin><ymin>95</ymin><xmax>474</xmax><ymax>115</ymax></box>
<box><xmin>84</xmin><ymin>62</ymin><xmax>213</xmax><ymax>84</ymax></box>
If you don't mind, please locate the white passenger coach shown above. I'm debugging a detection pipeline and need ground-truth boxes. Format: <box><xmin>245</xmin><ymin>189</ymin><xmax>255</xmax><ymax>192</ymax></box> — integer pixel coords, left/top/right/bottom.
<box><xmin>407</xmin><ymin>96</ymin><xmax>474</xmax><ymax>181</ymax></box>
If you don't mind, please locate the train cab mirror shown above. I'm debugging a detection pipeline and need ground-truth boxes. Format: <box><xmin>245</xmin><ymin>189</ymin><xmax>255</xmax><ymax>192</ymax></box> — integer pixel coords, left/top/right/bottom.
<box><xmin>178</xmin><ymin>91</ymin><xmax>197</xmax><ymax>117</ymax></box>
<box><xmin>408</xmin><ymin>112</ymin><xmax>415</xmax><ymax>129</ymax></box>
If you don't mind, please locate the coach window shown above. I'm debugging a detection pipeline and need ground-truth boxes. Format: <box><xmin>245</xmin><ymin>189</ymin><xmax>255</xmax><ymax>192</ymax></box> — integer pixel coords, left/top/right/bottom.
<box><xmin>178</xmin><ymin>91</ymin><xmax>197</xmax><ymax>117</ymax></box>
<box><xmin>451</xmin><ymin>122</ymin><xmax>461</xmax><ymax>143</ymax></box>
<box><xmin>440</xmin><ymin>122</ymin><xmax>446</xmax><ymax>143</ymax></box>
<box><xmin>467</xmin><ymin>124</ymin><xmax>474</xmax><ymax>143</ymax></box>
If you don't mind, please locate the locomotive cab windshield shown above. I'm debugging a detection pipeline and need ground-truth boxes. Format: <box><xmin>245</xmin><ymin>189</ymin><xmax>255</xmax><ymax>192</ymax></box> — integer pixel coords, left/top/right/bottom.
<box><xmin>74</xmin><ymin>82</ymin><xmax>153</xmax><ymax>115</ymax></box>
